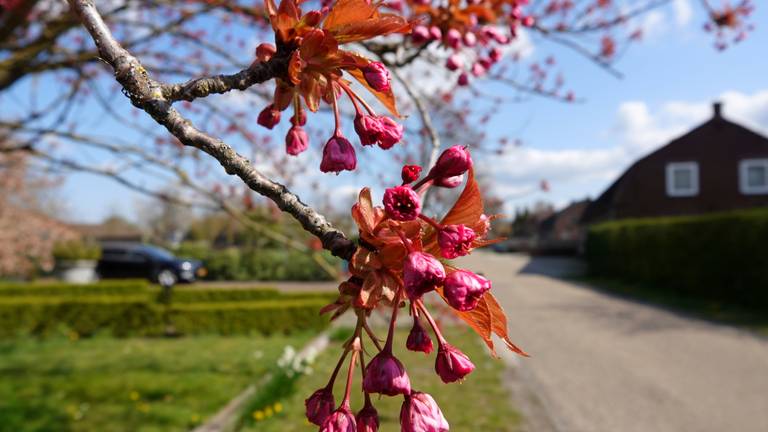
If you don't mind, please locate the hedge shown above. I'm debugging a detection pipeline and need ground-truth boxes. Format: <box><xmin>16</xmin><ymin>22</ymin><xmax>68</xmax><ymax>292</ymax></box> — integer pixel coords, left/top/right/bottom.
<box><xmin>0</xmin><ymin>279</ymin><xmax>148</xmax><ymax>297</ymax></box>
<box><xmin>168</xmin><ymin>299</ymin><xmax>330</xmax><ymax>336</ymax></box>
<box><xmin>166</xmin><ymin>287</ymin><xmax>336</xmax><ymax>303</ymax></box>
<box><xmin>0</xmin><ymin>296</ymin><xmax>162</xmax><ymax>338</ymax></box>
<box><xmin>586</xmin><ymin>208</ymin><xmax>768</xmax><ymax>309</ymax></box>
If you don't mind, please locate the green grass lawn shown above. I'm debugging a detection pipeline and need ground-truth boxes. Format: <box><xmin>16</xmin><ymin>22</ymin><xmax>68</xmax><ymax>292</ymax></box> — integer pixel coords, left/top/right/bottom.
<box><xmin>576</xmin><ymin>277</ymin><xmax>768</xmax><ymax>336</ymax></box>
<box><xmin>242</xmin><ymin>327</ymin><xmax>522</xmax><ymax>431</ymax></box>
<box><xmin>0</xmin><ymin>334</ymin><xmax>313</xmax><ymax>432</ymax></box>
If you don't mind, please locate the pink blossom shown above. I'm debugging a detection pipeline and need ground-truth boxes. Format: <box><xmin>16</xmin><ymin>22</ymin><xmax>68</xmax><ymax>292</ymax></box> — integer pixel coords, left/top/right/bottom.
<box><xmin>401</xmin><ymin>165</ymin><xmax>422</xmax><ymax>184</ymax></box>
<box><xmin>354</xmin><ymin>114</ymin><xmax>382</xmax><ymax>146</ymax></box>
<box><xmin>433</xmin><ymin>174</ymin><xmax>463</xmax><ymax>188</ymax></box>
<box><xmin>321</xmin><ymin>407</ymin><xmax>357</xmax><ymax>432</ymax></box>
<box><xmin>285</xmin><ymin>126</ymin><xmax>309</xmax><ymax>156</ymax></box>
<box><xmin>257</xmin><ymin>104</ymin><xmax>280</xmax><ymax>129</ymax></box>
<box><xmin>429</xmin><ymin>145</ymin><xmax>473</xmax><ymax>179</ymax></box>
<box><xmin>457</xmin><ymin>73</ymin><xmax>470</xmax><ymax>86</ymax></box>
<box><xmin>403</xmin><ymin>251</ymin><xmax>446</xmax><ymax>300</ymax></box>
<box><xmin>445</xmin><ymin>54</ymin><xmax>463</xmax><ymax>71</ymax></box>
<box><xmin>406</xmin><ymin>318</ymin><xmax>434</xmax><ymax>354</ymax></box>
<box><xmin>429</xmin><ymin>26</ymin><xmax>442</xmax><ymax>40</ymax></box>
<box><xmin>435</xmin><ymin>343</ymin><xmax>475</xmax><ymax>383</ymax></box>
<box><xmin>445</xmin><ymin>28</ymin><xmax>462</xmax><ymax>49</ymax></box>
<box><xmin>412</xmin><ymin>25</ymin><xmax>430</xmax><ymax>44</ymax></box>
<box><xmin>463</xmin><ymin>32</ymin><xmax>477</xmax><ymax>47</ymax></box>
<box><xmin>477</xmin><ymin>214</ymin><xmax>491</xmax><ymax>237</ymax></box>
<box><xmin>471</xmin><ymin>62</ymin><xmax>486</xmax><ymax>77</ymax></box>
<box><xmin>489</xmin><ymin>47</ymin><xmax>503</xmax><ymax>62</ymax></box>
<box><xmin>400</xmin><ymin>392</ymin><xmax>449</xmax><ymax>432</ymax></box>
<box><xmin>443</xmin><ymin>270</ymin><xmax>491</xmax><ymax>311</ymax></box>
<box><xmin>438</xmin><ymin>225</ymin><xmax>476</xmax><ymax>259</ymax></box>
<box><xmin>356</xmin><ymin>403</ymin><xmax>380</xmax><ymax>432</ymax></box>
<box><xmin>305</xmin><ymin>387</ymin><xmax>335</xmax><ymax>425</ymax></box>
<box><xmin>383</xmin><ymin>186</ymin><xmax>421</xmax><ymax>221</ymax></box>
<box><xmin>320</xmin><ymin>135</ymin><xmax>356</xmax><ymax>173</ymax></box>
<box><xmin>362</xmin><ymin>62</ymin><xmax>391</xmax><ymax>92</ymax></box>
<box><xmin>363</xmin><ymin>351</ymin><xmax>411</xmax><ymax>396</ymax></box>
<box><xmin>376</xmin><ymin>116</ymin><xmax>403</xmax><ymax>149</ymax></box>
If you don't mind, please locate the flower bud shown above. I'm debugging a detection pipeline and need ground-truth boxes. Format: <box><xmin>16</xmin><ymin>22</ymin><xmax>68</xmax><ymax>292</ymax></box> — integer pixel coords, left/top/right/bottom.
<box><xmin>477</xmin><ymin>214</ymin><xmax>491</xmax><ymax>237</ymax></box>
<box><xmin>255</xmin><ymin>43</ymin><xmax>276</xmax><ymax>62</ymax></box>
<box><xmin>489</xmin><ymin>47</ymin><xmax>503</xmax><ymax>62</ymax></box>
<box><xmin>257</xmin><ymin>104</ymin><xmax>281</xmax><ymax>130</ymax></box>
<box><xmin>403</xmin><ymin>251</ymin><xmax>445</xmax><ymax>300</ymax></box>
<box><xmin>471</xmin><ymin>62</ymin><xmax>486</xmax><ymax>77</ymax></box>
<box><xmin>320</xmin><ymin>135</ymin><xmax>357</xmax><ymax>173</ymax></box>
<box><xmin>406</xmin><ymin>318</ymin><xmax>434</xmax><ymax>354</ymax></box>
<box><xmin>376</xmin><ymin>116</ymin><xmax>403</xmax><ymax>149</ymax></box>
<box><xmin>356</xmin><ymin>403</ymin><xmax>379</xmax><ymax>432</ymax></box>
<box><xmin>463</xmin><ymin>32</ymin><xmax>477</xmax><ymax>47</ymax></box>
<box><xmin>411</xmin><ymin>25</ymin><xmax>430</xmax><ymax>44</ymax></box>
<box><xmin>443</xmin><ymin>269</ymin><xmax>490</xmax><ymax>311</ymax></box>
<box><xmin>302</xmin><ymin>10</ymin><xmax>322</xmax><ymax>27</ymax></box>
<box><xmin>429</xmin><ymin>26</ymin><xmax>442</xmax><ymax>40</ymax></box>
<box><xmin>401</xmin><ymin>165</ymin><xmax>422</xmax><ymax>184</ymax></box>
<box><xmin>305</xmin><ymin>387</ymin><xmax>335</xmax><ymax>425</ymax></box>
<box><xmin>438</xmin><ymin>225</ymin><xmax>476</xmax><ymax>259</ymax></box>
<box><xmin>445</xmin><ymin>28</ymin><xmax>462</xmax><ymax>49</ymax></box>
<box><xmin>457</xmin><ymin>72</ymin><xmax>470</xmax><ymax>86</ymax></box>
<box><xmin>354</xmin><ymin>114</ymin><xmax>382</xmax><ymax>146</ymax></box>
<box><xmin>285</xmin><ymin>126</ymin><xmax>309</xmax><ymax>156</ymax></box>
<box><xmin>429</xmin><ymin>145</ymin><xmax>472</xmax><ymax>179</ymax></box>
<box><xmin>400</xmin><ymin>392</ymin><xmax>449</xmax><ymax>432</ymax></box>
<box><xmin>321</xmin><ymin>406</ymin><xmax>357</xmax><ymax>432</ymax></box>
<box><xmin>363</xmin><ymin>351</ymin><xmax>411</xmax><ymax>396</ymax></box>
<box><xmin>383</xmin><ymin>186</ymin><xmax>421</xmax><ymax>221</ymax></box>
<box><xmin>433</xmin><ymin>174</ymin><xmax>463</xmax><ymax>188</ymax></box>
<box><xmin>362</xmin><ymin>62</ymin><xmax>391</xmax><ymax>92</ymax></box>
<box><xmin>445</xmin><ymin>54</ymin><xmax>463</xmax><ymax>71</ymax></box>
<box><xmin>435</xmin><ymin>343</ymin><xmax>475</xmax><ymax>383</ymax></box>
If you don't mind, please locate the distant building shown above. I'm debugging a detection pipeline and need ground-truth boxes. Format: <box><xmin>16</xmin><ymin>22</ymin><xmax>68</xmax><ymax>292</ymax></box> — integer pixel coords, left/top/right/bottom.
<box><xmin>70</xmin><ymin>216</ymin><xmax>144</xmax><ymax>243</ymax></box>
<box><xmin>582</xmin><ymin>102</ymin><xmax>768</xmax><ymax>224</ymax></box>
<box><xmin>537</xmin><ymin>199</ymin><xmax>591</xmax><ymax>254</ymax></box>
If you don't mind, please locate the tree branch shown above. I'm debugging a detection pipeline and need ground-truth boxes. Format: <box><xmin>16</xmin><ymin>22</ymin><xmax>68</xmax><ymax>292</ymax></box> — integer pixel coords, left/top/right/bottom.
<box><xmin>66</xmin><ymin>0</ymin><xmax>356</xmax><ymax>260</ymax></box>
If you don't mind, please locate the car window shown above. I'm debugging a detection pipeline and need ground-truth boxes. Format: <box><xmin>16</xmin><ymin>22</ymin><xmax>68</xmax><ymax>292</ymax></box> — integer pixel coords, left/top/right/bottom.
<box><xmin>140</xmin><ymin>245</ymin><xmax>176</xmax><ymax>260</ymax></box>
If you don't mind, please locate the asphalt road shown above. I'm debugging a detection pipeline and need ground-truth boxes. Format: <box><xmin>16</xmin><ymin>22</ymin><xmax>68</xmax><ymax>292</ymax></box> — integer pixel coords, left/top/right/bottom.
<box><xmin>458</xmin><ymin>252</ymin><xmax>768</xmax><ymax>432</ymax></box>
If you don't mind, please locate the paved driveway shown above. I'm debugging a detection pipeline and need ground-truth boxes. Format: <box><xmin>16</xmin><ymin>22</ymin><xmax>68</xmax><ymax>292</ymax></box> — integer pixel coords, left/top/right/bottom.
<box><xmin>458</xmin><ymin>252</ymin><xmax>768</xmax><ymax>432</ymax></box>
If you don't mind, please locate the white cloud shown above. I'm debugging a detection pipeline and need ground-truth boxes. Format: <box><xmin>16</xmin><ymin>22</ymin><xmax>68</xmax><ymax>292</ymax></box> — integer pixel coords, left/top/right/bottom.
<box><xmin>673</xmin><ymin>0</ymin><xmax>693</xmax><ymax>27</ymax></box>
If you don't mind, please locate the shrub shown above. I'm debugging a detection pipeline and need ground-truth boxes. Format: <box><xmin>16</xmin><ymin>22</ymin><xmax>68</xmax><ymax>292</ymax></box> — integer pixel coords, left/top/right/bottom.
<box><xmin>0</xmin><ymin>279</ymin><xmax>149</xmax><ymax>297</ymax></box>
<box><xmin>52</xmin><ymin>239</ymin><xmax>102</xmax><ymax>261</ymax></box>
<box><xmin>586</xmin><ymin>208</ymin><xmax>768</xmax><ymax>309</ymax></box>
<box><xmin>168</xmin><ymin>300</ymin><xmax>330</xmax><ymax>336</ymax></box>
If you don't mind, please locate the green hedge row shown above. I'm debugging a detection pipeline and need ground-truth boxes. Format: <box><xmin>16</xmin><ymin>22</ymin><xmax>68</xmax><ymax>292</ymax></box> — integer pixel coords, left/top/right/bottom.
<box><xmin>0</xmin><ymin>280</ymin><xmax>148</xmax><ymax>297</ymax></box>
<box><xmin>166</xmin><ymin>287</ymin><xmax>335</xmax><ymax>304</ymax></box>
<box><xmin>586</xmin><ymin>208</ymin><xmax>768</xmax><ymax>309</ymax></box>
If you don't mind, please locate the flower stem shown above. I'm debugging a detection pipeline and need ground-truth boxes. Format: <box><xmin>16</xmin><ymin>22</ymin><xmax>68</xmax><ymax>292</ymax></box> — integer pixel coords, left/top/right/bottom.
<box><xmin>383</xmin><ymin>287</ymin><xmax>403</xmax><ymax>353</ymax></box>
<box><xmin>418</xmin><ymin>213</ymin><xmax>443</xmax><ymax>230</ymax></box>
<box><xmin>417</xmin><ymin>299</ymin><xmax>447</xmax><ymax>345</ymax></box>
<box><xmin>341</xmin><ymin>338</ymin><xmax>361</xmax><ymax>409</ymax></box>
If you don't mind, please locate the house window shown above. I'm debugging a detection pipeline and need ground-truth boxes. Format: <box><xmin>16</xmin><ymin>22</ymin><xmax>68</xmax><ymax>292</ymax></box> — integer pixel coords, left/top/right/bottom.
<box><xmin>666</xmin><ymin>162</ymin><xmax>699</xmax><ymax>197</ymax></box>
<box><xmin>739</xmin><ymin>159</ymin><xmax>768</xmax><ymax>195</ymax></box>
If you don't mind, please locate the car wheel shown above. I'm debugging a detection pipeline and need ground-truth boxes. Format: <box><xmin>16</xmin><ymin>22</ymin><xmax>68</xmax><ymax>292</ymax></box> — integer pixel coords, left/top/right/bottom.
<box><xmin>157</xmin><ymin>269</ymin><xmax>177</xmax><ymax>287</ymax></box>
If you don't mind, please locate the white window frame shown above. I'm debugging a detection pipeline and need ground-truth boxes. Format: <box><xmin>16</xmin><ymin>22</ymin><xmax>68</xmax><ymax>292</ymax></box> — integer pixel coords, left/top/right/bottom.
<box><xmin>739</xmin><ymin>158</ymin><xmax>768</xmax><ymax>195</ymax></box>
<box><xmin>666</xmin><ymin>162</ymin><xmax>700</xmax><ymax>197</ymax></box>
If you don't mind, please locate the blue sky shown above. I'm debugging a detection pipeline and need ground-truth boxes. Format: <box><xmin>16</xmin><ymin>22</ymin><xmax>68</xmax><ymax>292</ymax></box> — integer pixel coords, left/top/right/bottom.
<box><xmin>49</xmin><ymin>0</ymin><xmax>768</xmax><ymax>222</ymax></box>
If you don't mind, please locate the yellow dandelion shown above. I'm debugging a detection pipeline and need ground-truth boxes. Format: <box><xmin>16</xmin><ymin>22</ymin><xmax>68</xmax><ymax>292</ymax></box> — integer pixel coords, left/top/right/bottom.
<box><xmin>264</xmin><ymin>407</ymin><xmax>274</xmax><ymax>417</ymax></box>
<box><xmin>273</xmin><ymin>402</ymin><xmax>283</xmax><ymax>413</ymax></box>
<box><xmin>129</xmin><ymin>391</ymin><xmax>140</xmax><ymax>401</ymax></box>
<box><xmin>253</xmin><ymin>410</ymin><xmax>265</xmax><ymax>421</ymax></box>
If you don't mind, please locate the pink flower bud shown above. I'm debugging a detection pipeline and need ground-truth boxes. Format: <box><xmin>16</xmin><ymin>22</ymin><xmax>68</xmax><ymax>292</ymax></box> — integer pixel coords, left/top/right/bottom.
<box><xmin>435</xmin><ymin>343</ymin><xmax>475</xmax><ymax>383</ymax></box>
<box><xmin>411</xmin><ymin>25</ymin><xmax>430</xmax><ymax>44</ymax></box>
<box><xmin>445</xmin><ymin>54</ymin><xmax>463</xmax><ymax>71</ymax></box>
<box><xmin>354</xmin><ymin>114</ymin><xmax>382</xmax><ymax>146</ymax></box>
<box><xmin>305</xmin><ymin>387</ymin><xmax>335</xmax><ymax>425</ymax></box>
<box><xmin>429</xmin><ymin>26</ymin><xmax>442</xmax><ymax>40</ymax></box>
<box><xmin>321</xmin><ymin>407</ymin><xmax>357</xmax><ymax>432</ymax></box>
<box><xmin>433</xmin><ymin>174</ymin><xmax>464</xmax><ymax>188</ymax></box>
<box><xmin>489</xmin><ymin>47</ymin><xmax>503</xmax><ymax>62</ymax></box>
<box><xmin>383</xmin><ymin>186</ymin><xmax>421</xmax><ymax>221</ymax></box>
<box><xmin>257</xmin><ymin>104</ymin><xmax>281</xmax><ymax>129</ymax></box>
<box><xmin>321</xmin><ymin>135</ymin><xmax>356</xmax><ymax>173</ymax></box>
<box><xmin>403</xmin><ymin>251</ymin><xmax>445</xmax><ymax>300</ymax></box>
<box><xmin>401</xmin><ymin>165</ymin><xmax>422</xmax><ymax>184</ymax></box>
<box><xmin>406</xmin><ymin>318</ymin><xmax>434</xmax><ymax>354</ymax></box>
<box><xmin>463</xmin><ymin>32</ymin><xmax>477</xmax><ymax>47</ymax></box>
<box><xmin>443</xmin><ymin>270</ymin><xmax>490</xmax><ymax>311</ymax></box>
<box><xmin>291</xmin><ymin>109</ymin><xmax>307</xmax><ymax>126</ymax></box>
<box><xmin>477</xmin><ymin>214</ymin><xmax>491</xmax><ymax>237</ymax></box>
<box><xmin>400</xmin><ymin>392</ymin><xmax>449</xmax><ymax>432</ymax></box>
<box><xmin>522</xmin><ymin>16</ymin><xmax>535</xmax><ymax>27</ymax></box>
<box><xmin>285</xmin><ymin>126</ymin><xmax>309</xmax><ymax>156</ymax></box>
<box><xmin>363</xmin><ymin>351</ymin><xmax>411</xmax><ymax>396</ymax></box>
<box><xmin>255</xmin><ymin>43</ymin><xmax>276</xmax><ymax>62</ymax></box>
<box><xmin>445</xmin><ymin>28</ymin><xmax>462</xmax><ymax>49</ymax></box>
<box><xmin>356</xmin><ymin>403</ymin><xmax>379</xmax><ymax>432</ymax></box>
<box><xmin>438</xmin><ymin>225</ymin><xmax>476</xmax><ymax>259</ymax></box>
<box><xmin>429</xmin><ymin>145</ymin><xmax>472</xmax><ymax>179</ymax></box>
<box><xmin>362</xmin><ymin>62</ymin><xmax>391</xmax><ymax>92</ymax></box>
<box><xmin>471</xmin><ymin>62</ymin><xmax>486</xmax><ymax>77</ymax></box>
<box><xmin>457</xmin><ymin>72</ymin><xmax>470</xmax><ymax>86</ymax></box>
<box><xmin>376</xmin><ymin>116</ymin><xmax>403</xmax><ymax>149</ymax></box>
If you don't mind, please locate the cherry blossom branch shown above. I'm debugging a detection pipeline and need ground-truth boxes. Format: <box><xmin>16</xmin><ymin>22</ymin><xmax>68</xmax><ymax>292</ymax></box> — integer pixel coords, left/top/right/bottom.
<box><xmin>66</xmin><ymin>0</ymin><xmax>356</xmax><ymax>261</ymax></box>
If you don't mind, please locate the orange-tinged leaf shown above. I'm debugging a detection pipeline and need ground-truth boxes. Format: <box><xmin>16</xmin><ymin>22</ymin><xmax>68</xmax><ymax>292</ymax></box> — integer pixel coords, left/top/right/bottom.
<box><xmin>359</xmin><ymin>272</ymin><xmax>383</xmax><ymax>308</ymax></box>
<box><xmin>484</xmin><ymin>291</ymin><xmax>529</xmax><ymax>357</ymax></box>
<box><xmin>322</xmin><ymin>0</ymin><xmax>378</xmax><ymax>31</ymax></box>
<box><xmin>441</xmin><ymin>167</ymin><xmax>484</xmax><ymax>227</ymax></box>
<box><xmin>330</xmin><ymin>15</ymin><xmax>412</xmax><ymax>43</ymax></box>
<box><xmin>264</xmin><ymin>0</ymin><xmax>278</xmax><ymax>17</ymax></box>
<box><xmin>346</xmin><ymin>67</ymin><xmax>401</xmax><ymax>118</ymax></box>
<box><xmin>352</xmin><ymin>188</ymin><xmax>376</xmax><ymax>235</ymax></box>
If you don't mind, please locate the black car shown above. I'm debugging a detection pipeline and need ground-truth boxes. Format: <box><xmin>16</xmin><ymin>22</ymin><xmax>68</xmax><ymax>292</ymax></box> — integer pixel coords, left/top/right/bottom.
<box><xmin>97</xmin><ymin>243</ymin><xmax>205</xmax><ymax>285</ymax></box>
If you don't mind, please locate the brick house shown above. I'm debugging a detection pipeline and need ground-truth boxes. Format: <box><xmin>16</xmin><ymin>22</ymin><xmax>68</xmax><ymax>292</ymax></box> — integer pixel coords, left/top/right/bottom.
<box><xmin>582</xmin><ymin>102</ymin><xmax>768</xmax><ymax>224</ymax></box>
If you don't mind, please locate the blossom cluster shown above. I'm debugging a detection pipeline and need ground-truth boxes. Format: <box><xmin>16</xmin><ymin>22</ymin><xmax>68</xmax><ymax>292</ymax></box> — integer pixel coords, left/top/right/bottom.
<box><xmin>703</xmin><ymin>0</ymin><xmax>754</xmax><ymax>50</ymax></box>
<box><xmin>308</xmin><ymin>146</ymin><xmax>526</xmax><ymax>431</ymax></box>
<box><xmin>257</xmin><ymin>0</ymin><xmax>411</xmax><ymax>173</ymax></box>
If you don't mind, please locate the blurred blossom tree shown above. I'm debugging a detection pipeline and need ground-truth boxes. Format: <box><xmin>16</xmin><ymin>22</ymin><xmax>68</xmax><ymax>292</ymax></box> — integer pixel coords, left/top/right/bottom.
<box><xmin>0</xmin><ymin>0</ymin><xmax>756</xmax><ymax>428</ymax></box>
